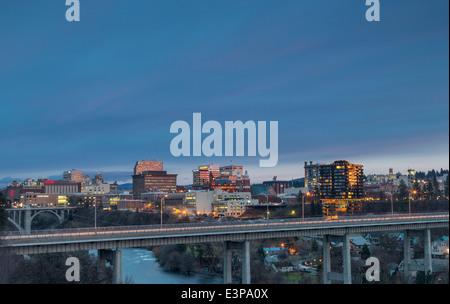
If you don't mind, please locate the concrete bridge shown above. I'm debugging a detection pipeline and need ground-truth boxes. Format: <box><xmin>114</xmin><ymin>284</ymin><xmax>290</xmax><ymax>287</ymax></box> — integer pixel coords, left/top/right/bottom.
<box><xmin>5</xmin><ymin>206</ymin><xmax>76</xmax><ymax>235</ymax></box>
<box><xmin>1</xmin><ymin>212</ymin><xmax>448</xmax><ymax>284</ymax></box>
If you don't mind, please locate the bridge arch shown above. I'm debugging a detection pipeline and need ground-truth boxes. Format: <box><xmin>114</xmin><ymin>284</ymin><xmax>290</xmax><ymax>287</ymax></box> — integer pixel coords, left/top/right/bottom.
<box><xmin>6</xmin><ymin>207</ymin><xmax>75</xmax><ymax>235</ymax></box>
<box><xmin>7</xmin><ymin>217</ymin><xmax>24</xmax><ymax>233</ymax></box>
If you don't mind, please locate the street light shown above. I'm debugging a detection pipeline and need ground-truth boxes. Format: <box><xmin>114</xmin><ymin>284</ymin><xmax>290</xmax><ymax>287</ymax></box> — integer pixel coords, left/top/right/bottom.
<box><xmin>302</xmin><ymin>192</ymin><xmax>310</xmax><ymax>220</ymax></box>
<box><xmin>385</xmin><ymin>190</ymin><xmax>394</xmax><ymax>215</ymax></box>
<box><xmin>93</xmin><ymin>197</ymin><xmax>97</xmax><ymax>234</ymax></box>
<box><xmin>160</xmin><ymin>194</ymin><xmax>168</xmax><ymax>229</ymax></box>
<box><xmin>262</xmin><ymin>194</ymin><xmax>269</xmax><ymax>221</ymax></box>
<box><xmin>408</xmin><ymin>189</ymin><xmax>417</xmax><ymax>216</ymax></box>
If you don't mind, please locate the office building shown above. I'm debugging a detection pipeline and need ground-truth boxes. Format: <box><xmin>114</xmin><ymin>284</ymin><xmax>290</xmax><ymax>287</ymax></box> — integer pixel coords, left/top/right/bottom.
<box><xmin>134</xmin><ymin>160</ymin><xmax>163</xmax><ymax>175</ymax></box>
<box><xmin>219</xmin><ymin>165</ymin><xmax>243</xmax><ymax>183</ymax></box>
<box><xmin>82</xmin><ymin>183</ymin><xmax>110</xmax><ymax>195</ymax></box>
<box><xmin>304</xmin><ymin>160</ymin><xmax>364</xmax><ymax>215</ymax></box>
<box><xmin>304</xmin><ymin>161</ymin><xmax>320</xmax><ymax>191</ymax></box>
<box><xmin>63</xmin><ymin>169</ymin><xmax>84</xmax><ymax>184</ymax></box>
<box><xmin>192</xmin><ymin>164</ymin><xmax>220</xmax><ymax>189</ymax></box>
<box><xmin>262</xmin><ymin>176</ymin><xmax>291</xmax><ymax>194</ymax></box>
<box><xmin>132</xmin><ymin>170</ymin><xmax>177</xmax><ymax>199</ymax></box>
<box><xmin>44</xmin><ymin>180</ymin><xmax>81</xmax><ymax>194</ymax></box>
<box><xmin>318</xmin><ymin>160</ymin><xmax>364</xmax><ymax>200</ymax></box>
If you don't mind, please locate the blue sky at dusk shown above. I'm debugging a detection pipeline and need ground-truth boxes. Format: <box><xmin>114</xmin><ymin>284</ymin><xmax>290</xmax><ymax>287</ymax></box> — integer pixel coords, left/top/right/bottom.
<box><xmin>0</xmin><ymin>0</ymin><xmax>448</xmax><ymax>185</ymax></box>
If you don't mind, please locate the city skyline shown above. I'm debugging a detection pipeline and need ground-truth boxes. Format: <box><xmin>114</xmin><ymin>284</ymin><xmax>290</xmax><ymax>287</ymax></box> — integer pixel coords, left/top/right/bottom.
<box><xmin>0</xmin><ymin>1</ymin><xmax>448</xmax><ymax>186</ymax></box>
<box><xmin>0</xmin><ymin>157</ymin><xmax>448</xmax><ymax>188</ymax></box>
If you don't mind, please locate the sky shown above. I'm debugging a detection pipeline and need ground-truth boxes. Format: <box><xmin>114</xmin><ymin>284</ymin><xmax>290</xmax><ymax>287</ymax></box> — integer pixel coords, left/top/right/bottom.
<box><xmin>0</xmin><ymin>0</ymin><xmax>448</xmax><ymax>186</ymax></box>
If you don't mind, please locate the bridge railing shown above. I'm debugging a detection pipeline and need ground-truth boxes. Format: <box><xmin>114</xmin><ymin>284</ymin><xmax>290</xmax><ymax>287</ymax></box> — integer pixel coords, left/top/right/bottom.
<box><xmin>1</xmin><ymin>211</ymin><xmax>448</xmax><ymax>244</ymax></box>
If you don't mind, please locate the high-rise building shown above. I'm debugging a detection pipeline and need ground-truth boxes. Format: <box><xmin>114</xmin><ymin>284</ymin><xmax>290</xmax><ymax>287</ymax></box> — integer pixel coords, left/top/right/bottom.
<box><xmin>219</xmin><ymin>165</ymin><xmax>244</xmax><ymax>183</ymax></box>
<box><xmin>318</xmin><ymin>160</ymin><xmax>364</xmax><ymax>199</ymax></box>
<box><xmin>134</xmin><ymin>160</ymin><xmax>163</xmax><ymax>175</ymax></box>
<box><xmin>192</xmin><ymin>164</ymin><xmax>220</xmax><ymax>189</ymax></box>
<box><xmin>262</xmin><ymin>176</ymin><xmax>291</xmax><ymax>194</ymax></box>
<box><xmin>63</xmin><ymin>169</ymin><xmax>84</xmax><ymax>184</ymax></box>
<box><xmin>407</xmin><ymin>169</ymin><xmax>416</xmax><ymax>186</ymax></box>
<box><xmin>44</xmin><ymin>180</ymin><xmax>81</xmax><ymax>194</ymax></box>
<box><xmin>304</xmin><ymin>160</ymin><xmax>364</xmax><ymax>215</ymax></box>
<box><xmin>192</xmin><ymin>164</ymin><xmax>249</xmax><ymax>193</ymax></box>
<box><xmin>132</xmin><ymin>170</ymin><xmax>177</xmax><ymax>199</ymax></box>
<box><xmin>304</xmin><ymin>161</ymin><xmax>320</xmax><ymax>191</ymax></box>
<box><xmin>92</xmin><ymin>173</ymin><xmax>104</xmax><ymax>185</ymax></box>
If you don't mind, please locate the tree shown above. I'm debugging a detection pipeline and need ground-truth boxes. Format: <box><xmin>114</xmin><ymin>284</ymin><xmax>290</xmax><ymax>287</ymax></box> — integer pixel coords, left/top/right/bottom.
<box><xmin>296</xmin><ymin>191</ymin><xmax>303</xmax><ymax>204</ymax></box>
<box><xmin>432</xmin><ymin>175</ymin><xmax>440</xmax><ymax>199</ymax></box>
<box><xmin>360</xmin><ymin>244</ymin><xmax>371</xmax><ymax>260</ymax></box>
<box><xmin>311</xmin><ymin>240</ymin><xmax>319</xmax><ymax>252</ymax></box>
<box><xmin>180</xmin><ymin>250</ymin><xmax>197</xmax><ymax>275</ymax></box>
<box><xmin>397</xmin><ymin>180</ymin><xmax>409</xmax><ymax>201</ymax></box>
<box><xmin>415</xmin><ymin>270</ymin><xmax>435</xmax><ymax>284</ymax></box>
<box><xmin>310</xmin><ymin>201</ymin><xmax>316</xmax><ymax>216</ymax></box>
<box><xmin>425</xmin><ymin>182</ymin><xmax>434</xmax><ymax>201</ymax></box>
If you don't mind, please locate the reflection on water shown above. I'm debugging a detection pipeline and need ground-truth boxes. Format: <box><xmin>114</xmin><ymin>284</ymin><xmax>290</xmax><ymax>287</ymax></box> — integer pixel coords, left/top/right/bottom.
<box><xmin>94</xmin><ymin>248</ymin><xmax>223</xmax><ymax>284</ymax></box>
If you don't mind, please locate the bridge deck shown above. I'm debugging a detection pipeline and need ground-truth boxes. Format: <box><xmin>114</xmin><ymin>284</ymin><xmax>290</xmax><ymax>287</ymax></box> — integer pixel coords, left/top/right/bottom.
<box><xmin>1</xmin><ymin>212</ymin><xmax>448</xmax><ymax>254</ymax></box>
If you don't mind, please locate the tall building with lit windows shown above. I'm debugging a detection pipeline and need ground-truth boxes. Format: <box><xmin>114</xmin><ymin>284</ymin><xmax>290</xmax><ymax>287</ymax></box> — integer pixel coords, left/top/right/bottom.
<box><xmin>304</xmin><ymin>160</ymin><xmax>364</xmax><ymax>215</ymax></box>
<box><xmin>63</xmin><ymin>169</ymin><xmax>84</xmax><ymax>184</ymax></box>
<box><xmin>134</xmin><ymin>160</ymin><xmax>163</xmax><ymax>175</ymax></box>
<box><xmin>132</xmin><ymin>160</ymin><xmax>177</xmax><ymax>199</ymax></box>
<box><xmin>304</xmin><ymin>161</ymin><xmax>320</xmax><ymax>191</ymax></box>
<box><xmin>192</xmin><ymin>164</ymin><xmax>220</xmax><ymax>189</ymax></box>
<box><xmin>318</xmin><ymin>160</ymin><xmax>364</xmax><ymax>200</ymax></box>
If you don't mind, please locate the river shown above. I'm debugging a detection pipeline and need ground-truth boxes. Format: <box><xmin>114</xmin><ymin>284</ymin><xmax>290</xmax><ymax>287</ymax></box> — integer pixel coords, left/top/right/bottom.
<box><xmin>95</xmin><ymin>248</ymin><xmax>223</xmax><ymax>284</ymax></box>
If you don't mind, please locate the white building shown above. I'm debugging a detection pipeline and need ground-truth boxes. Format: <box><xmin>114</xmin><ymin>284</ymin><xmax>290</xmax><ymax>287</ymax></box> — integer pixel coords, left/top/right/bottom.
<box><xmin>81</xmin><ymin>183</ymin><xmax>110</xmax><ymax>195</ymax></box>
<box><xmin>432</xmin><ymin>239</ymin><xmax>449</xmax><ymax>258</ymax></box>
<box><xmin>184</xmin><ymin>189</ymin><xmax>257</xmax><ymax>216</ymax></box>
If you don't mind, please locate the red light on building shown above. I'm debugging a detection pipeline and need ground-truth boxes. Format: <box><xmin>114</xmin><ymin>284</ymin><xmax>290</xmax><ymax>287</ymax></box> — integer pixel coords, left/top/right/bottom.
<box><xmin>45</xmin><ymin>180</ymin><xmax>55</xmax><ymax>184</ymax></box>
<box><xmin>11</xmin><ymin>190</ymin><xmax>14</xmax><ymax>196</ymax></box>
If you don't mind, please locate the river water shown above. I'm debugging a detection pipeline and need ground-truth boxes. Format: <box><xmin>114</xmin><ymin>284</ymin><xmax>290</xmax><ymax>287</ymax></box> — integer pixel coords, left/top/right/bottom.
<box><xmin>100</xmin><ymin>248</ymin><xmax>223</xmax><ymax>284</ymax></box>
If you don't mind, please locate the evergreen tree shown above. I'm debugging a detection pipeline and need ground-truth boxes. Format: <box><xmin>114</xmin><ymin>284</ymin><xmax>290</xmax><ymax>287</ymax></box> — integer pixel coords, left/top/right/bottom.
<box><xmin>425</xmin><ymin>182</ymin><xmax>434</xmax><ymax>201</ymax></box>
<box><xmin>296</xmin><ymin>190</ymin><xmax>303</xmax><ymax>204</ymax></box>
<box><xmin>311</xmin><ymin>240</ymin><xmax>319</xmax><ymax>252</ymax></box>
<box><xmin>432</xmin><ymin>175</ymin><xmax>440</xmax><ymax>199</ymax></box>
<box><xmin>310</xmin><ymin>201</ymin><xmax>316</xmax><ymax>216</ymax></box>
<box><xmin>412</xmin><ymin>179</ymin><xmax>421</xmax><ymax>199</ymax></box>
<box><xmin>415</xmin><ymin>270</ymin><xmax>435</xmax><ymax>284</ymax></box>
<box><xmin>397</xmin><ymin>180</ymin><xmax>409</xmax><ymax>201</ymax></box>
<box><xmin>360</xmin><ymin>244</ymin><xmax>371</xmax><ymax>260</ymax></box>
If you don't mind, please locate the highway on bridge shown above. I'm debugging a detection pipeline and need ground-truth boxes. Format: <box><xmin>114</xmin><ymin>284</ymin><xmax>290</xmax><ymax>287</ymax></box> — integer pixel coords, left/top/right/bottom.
<box><xmin>1</xmin><ymin>212</ymin><xmax>448</xmax><ymax>255</ymax></box>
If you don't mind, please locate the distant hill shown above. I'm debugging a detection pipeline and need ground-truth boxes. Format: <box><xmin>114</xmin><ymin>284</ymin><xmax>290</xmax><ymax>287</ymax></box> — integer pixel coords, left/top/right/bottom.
<box><xmin>118</xmin><ymin>183</ymin><xmax>133</xmax><ymax>190</ymax></box>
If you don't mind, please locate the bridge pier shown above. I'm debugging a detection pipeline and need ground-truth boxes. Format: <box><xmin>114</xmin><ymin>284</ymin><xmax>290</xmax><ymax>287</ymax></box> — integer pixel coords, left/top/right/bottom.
<box><xmin>98</xmin><ymin>249</ymin><xmax>122</xmax><ymax>284</ymax></box>
<box><xmin>24</xmin><ymin>208</ymin><xmax>32</xmax><ymax>235</ymax></box>
<box><xmin>223</xmin><ymin>241</ymin><xmax>251</xmax><ymax>284</ymax></box>
<box><xmin>403</xmin><ymin>229</ymin><xmax>432</xmax><ymax>283</ymax></box>
<box><xmin>322</xmin><ymin>233</ymin><xmax>352</xmax><ymax>284</ymax></box>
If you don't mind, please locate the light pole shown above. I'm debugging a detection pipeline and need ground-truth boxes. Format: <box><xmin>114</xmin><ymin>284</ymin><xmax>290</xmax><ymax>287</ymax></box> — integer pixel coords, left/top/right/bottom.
<box><xmin>262</xmin><ymin>194</ymin><xmax>269</xmax><ymax>221</ymax></box>
<box><xmin>160</xmin><ymin>194</ymin><xmax>167</xmax><ymax>229</ymax></box>
<box><xmin>386</xmin><ymin>190</ymin><xmax>394</xmax><ymax>215</ymax></box>
<box><xmin>302</xmin><ymin>192</ymin><xmax>310</xmax><ymax>220</ymax></box>
<box><xmin>408</xmin><ymin>189</ymin><xmax>417</xmax><ymax>216</ymax></box>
